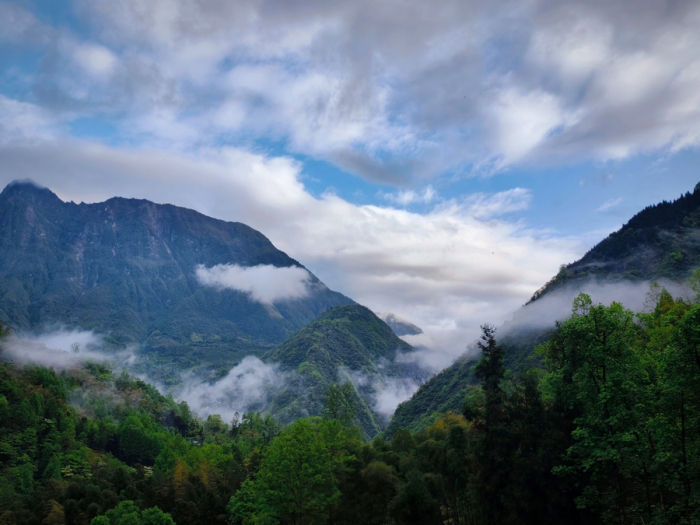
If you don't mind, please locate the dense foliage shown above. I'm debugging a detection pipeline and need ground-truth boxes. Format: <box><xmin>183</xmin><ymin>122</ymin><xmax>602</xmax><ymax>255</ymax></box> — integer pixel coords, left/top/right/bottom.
<box><xmin>1</xmin><ymin>286</ymin><xmax>698</xmax><ymax>524</ymax></box>
<box><xmin>0</xmin><ymin>357</ymin><xmax>280</xmax><ymax>524</ymax></box>
<box><xmin>265</xmin><ymin>305</ymin><xmax>427</xmax><ymax>438</ymax></box>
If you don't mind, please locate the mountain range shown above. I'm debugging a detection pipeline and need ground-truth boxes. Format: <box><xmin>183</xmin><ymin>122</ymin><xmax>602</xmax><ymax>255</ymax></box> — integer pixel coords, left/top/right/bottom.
<box><xmin>0</xmin><ymin>181</ymin><xmax>353</xmax><ymax>377</ymax></box>
<box><xmin>0</xmin><ymin>180</ymin><xmax>423</xmax><ymax>437</ymax></box>
<box><xmin>1</xmin><ymin>180</ymin><xmax>698</xmax><ymax>438</ymax></box>
<box><xmin>264</xmin><ymin>304</ymin><xmax>426</xmax><ymax>436</ymax></box>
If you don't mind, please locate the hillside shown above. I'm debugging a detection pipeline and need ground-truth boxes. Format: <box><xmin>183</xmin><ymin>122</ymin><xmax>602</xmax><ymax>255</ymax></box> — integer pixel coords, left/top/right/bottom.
<box><xmin>265</xmin><ymin>304</ymin><xmax>428</xmax><ymax>437</ymax></box>
<box><xmin>0</xmin><ymin>181</ymin><xmax>352</xmax><ymax>380</ymax></box>
<box><xmin>386</xmin><ymin>327</ymin><xmax>551</xmax><ymax>434</ymax></box>
<box><xmin>388</xmin><ymin>185</ymin><xmax>700</xmax><ymax>434</ymax></box>
<box><xmin>2</xmin><ymin>272</ymin><xmax>698</xmax><ymax>524</ymax></box>
<box><xmin>530</xmin><ymin>184</ymin><xmax>700</xmax><ymax>302</ymax></box>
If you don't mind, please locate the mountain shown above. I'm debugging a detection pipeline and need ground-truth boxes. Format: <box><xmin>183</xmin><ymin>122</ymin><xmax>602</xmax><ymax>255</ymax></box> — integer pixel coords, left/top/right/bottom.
<box><xmin>264</xmin><ymin>304</ymin><xmax>428</xmax><ymax>437</ymax></box>
<box><xmin>388</xmin><ymin>185</ymin><xmax>700</xmax><ymax>434</ymax></box>
<box><xmin>0</xmin><ymin>180</ymin><xmax>352</xmax><ymax>380</ymax></box>
<box><xmin>378</xmin><ymin>312</ymin><xmax>423</xmax><ymax>336</ymax></box>
<box><xmin>529</xmin><ymin>184</ymin><xmax>700</xmax><ymax>302</ymax></box>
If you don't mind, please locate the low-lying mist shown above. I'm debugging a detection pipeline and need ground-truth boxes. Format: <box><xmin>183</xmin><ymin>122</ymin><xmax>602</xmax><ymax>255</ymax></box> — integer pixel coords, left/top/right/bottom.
<box><xmin>388</xmin><ymin>278</ymin><xmax>695</xmax><ymax>380</ymax></box>
<box><xmin>0</xmin><ymin>329</ymin><xmax>290</xmax><ymax>423</ymax></box>
<box><xmin>2</xmin><ymin>277</ymin><xmax>691</xmax><ymax>425</ymax></box>
<box><xmin>174</xmin><ymin>356</ymin><xmax>289</xmax><ymax>422</ymax></box>
<box><xmin>0</xmin><ymin>328</ymin><xmax>137</xmax><ymax>370</ymax></box>
<box><xmin>501</xmin><ymin>278</ymin><xmax>692</xmax><ymax>336</ymax></box>
<box><xmin>337</xmin><ymin>353</ymin><xmax>429</xmax><ymax>423</ymax></box>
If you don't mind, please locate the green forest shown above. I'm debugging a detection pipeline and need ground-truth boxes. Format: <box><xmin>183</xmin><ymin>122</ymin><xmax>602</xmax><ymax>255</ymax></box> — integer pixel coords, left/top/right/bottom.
<box><xmin>1</xmin><ymin>284</ymin><xmax>699</xmax><ymax>524</ymax></box>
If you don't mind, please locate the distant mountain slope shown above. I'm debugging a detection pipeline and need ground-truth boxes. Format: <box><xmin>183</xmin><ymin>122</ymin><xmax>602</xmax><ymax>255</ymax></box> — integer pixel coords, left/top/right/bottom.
<box><xmin>378</xmin><ymin>312</ymin><xmax>423</xmax><ymax>336</ymax></box>
<box><xmin>388</xmin><ymin>184</ymin><xmax>700</xmax><ymax>434</ymax></box>
<box><xmin>0</xmin><ymin>181</ymin><xmax>352</xmax><ymax>377</ymax></box>
<box><xmin>265</xmin><ymin>304</ymin><xmax>428</xmax><ymax>437</ymax></box>
<box><xmin>387</xmin><ymin>356</ymin><xmax>473</xmax><ymax>432</ymax></box>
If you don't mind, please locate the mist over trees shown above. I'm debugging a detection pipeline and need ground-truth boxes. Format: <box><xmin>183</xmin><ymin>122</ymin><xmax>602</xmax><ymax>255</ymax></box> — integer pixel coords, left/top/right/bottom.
<box><xmin>1</xmin><ymin>282</ymin><xmax>698</xmax><ymax>524</ymax></box>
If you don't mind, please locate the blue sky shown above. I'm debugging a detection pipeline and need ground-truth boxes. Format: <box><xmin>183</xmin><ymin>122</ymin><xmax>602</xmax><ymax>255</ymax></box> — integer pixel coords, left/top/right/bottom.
<box><xmin>1</xmin><ymin>0</ymin><xmax>698</xmax><ymax>367</ymax></box>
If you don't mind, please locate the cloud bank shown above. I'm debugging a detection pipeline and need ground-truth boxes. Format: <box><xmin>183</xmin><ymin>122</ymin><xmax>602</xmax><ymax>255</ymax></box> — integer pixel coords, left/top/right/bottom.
<box><xmin>498</xmin><ymin>278</ymin><xmax>694</xmax><ymax>342</ymax></box>
<box><xmin>195</xmin><ymin>263</ymin><xmax>312</xmax><ymax>304</ymax></box>
<box><xmin>338</xmin><ymin>365</ymin><xmax>423</xmax><ymax>422</ymax></box>
<box><xmin>3</xmin><ymin>0</ymin><xmax>700</xmax><ymax>178</ymax></box>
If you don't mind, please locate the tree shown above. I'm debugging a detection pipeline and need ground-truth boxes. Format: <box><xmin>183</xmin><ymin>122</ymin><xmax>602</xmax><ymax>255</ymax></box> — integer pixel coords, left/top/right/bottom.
<box><xmin>323</xmin><ymin>383</ymin><xmax>356</xmax><ymax>426</ymax></box>
<box><xmin>472</xmin><ymin>325</ymin><xmax>510</xmax><ymax>523</ymax></box>
<box><xmin>228</xmin><ymin>418</ymin><xmax>359</xmax><ymax>524</ymax></box>
<box><xmin>542</xmin><ymin>294</ymin><xmax>653</xmax><ymax>523</ymax></box>
<box><xmin>117</xmin><ymin>414</ymin><xmax>161</xmax><ymax>465</ymax></box>
<box><xmin>90</xmin><ymin>501</ymin><xmax>175</xmax><ymax>525</ymax></box>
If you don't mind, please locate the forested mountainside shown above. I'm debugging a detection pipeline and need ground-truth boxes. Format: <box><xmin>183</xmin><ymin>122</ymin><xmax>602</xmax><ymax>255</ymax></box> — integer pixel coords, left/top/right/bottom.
<box><xmin>530</xmin><ymin>183</ymin><xmax>700</xmax><ymax>302</ymax></box>
<box><xmin>264</xmin><ymin>304</ymin><xmax>428</xmax><ymax>438</ymax></box>
<box><xmin>0</xmin><ymin>181</ymin><xmax>352</xmax><ymax>378</ymax></box>
<box><xmin>1</xmin><ymin>288</ymin><xmax>698</xmax><ymax>524</ymax></box>
<box><xmin>388</xmin><ymin>186</ymin><xmax>700</xmax><ymax>434</ymax></box>
<box><xmin>386</xmin><ymin>327</ymin><xmax>551</xmax><ymax>434</ymax></box>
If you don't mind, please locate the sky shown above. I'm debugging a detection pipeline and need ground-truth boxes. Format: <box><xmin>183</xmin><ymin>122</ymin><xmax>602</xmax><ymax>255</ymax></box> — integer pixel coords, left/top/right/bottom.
<box><xmin>1</xmin><ymin>0</ymin><xmax>699</xmax><ymax>369</ymax></box>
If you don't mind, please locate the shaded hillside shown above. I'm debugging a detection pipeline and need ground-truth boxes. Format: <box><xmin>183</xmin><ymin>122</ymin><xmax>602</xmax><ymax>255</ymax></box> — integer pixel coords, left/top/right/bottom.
<box><xmin>0</xmin><ymin>181</ymin><xmax>352</xmax><ymax>379</ymax></box>
<box><xmin>530</xmin><ymin>184</ymin><xmax>700</xmax><ymax>302</ymax></box>
<box><xmin>265</xmin><ymin>304</ymin><xmax>427</xmax><ymax>437</ymax></box>
<box><xmin>387</xmin><ymin>356</ymin><xmax>474</xmax><ymax>433</ymax></box>
<box><xmin>386</xmin><ymin>327</ymin><xmax>551</xmax><ymax>434</ymax></box>
<box><xmin>388</xmin><ymin>185</ymin><xmax>700</xmax><ymax>434</ymax></box>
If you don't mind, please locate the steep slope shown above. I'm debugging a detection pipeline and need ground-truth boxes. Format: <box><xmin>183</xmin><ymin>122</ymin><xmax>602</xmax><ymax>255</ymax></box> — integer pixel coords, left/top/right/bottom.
<box><xmin>530</xmin><ymin>184</ymin><xmax>700</xmax><ymax>302</ymax></box>
<box><xmin>388</xmin><ymin>184</ymin><xmax>700</xmax><ymax>434</ymax></box>
<box><xmin>265</xmin><ymin>304</ymin><xmax>428</xmax><ymax>437</ymax></box>
<box><xmin>387</xmin><ymin>328</ymin><xmax>551</xmax><ymax>434</ymax></box>
<box><xmin>0</xmin><ymin>181</ymin><xmax>352</xmax><ymax>377</ymax></box>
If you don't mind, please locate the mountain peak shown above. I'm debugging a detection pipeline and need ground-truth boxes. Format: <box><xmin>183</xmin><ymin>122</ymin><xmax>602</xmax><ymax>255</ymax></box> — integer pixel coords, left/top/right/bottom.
<box><xmin>0</xmin><ymin>180</ymin><xmax>62</xmax><ymax>204</ymax></box>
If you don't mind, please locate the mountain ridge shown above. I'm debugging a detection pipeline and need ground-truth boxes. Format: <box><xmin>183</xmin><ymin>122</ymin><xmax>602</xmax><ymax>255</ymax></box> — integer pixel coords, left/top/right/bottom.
<box><xmin>0</xmin><ymin>180</ymin><xmax>354</xmax><ymax>380</ymax></box>
<box><xmin>264</xmin><ymin>303</ymin><xmax>428</xmax><ymax>437</ymax></box>
<box><xmin>529</xmin><ymin>185</ymin><xmax>700</xmax><ymax>303</ymax></box>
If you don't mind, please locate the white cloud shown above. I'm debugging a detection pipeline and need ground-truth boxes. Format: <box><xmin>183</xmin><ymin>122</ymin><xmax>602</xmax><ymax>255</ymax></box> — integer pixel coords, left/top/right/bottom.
<box><xmin>73</xmin><ymin>43</ymin><xmax>118</xmax><ymax>78</ymax></box>
<box><xmin>528</xmin><ymin>7</ymin><xmax>612</xmax><ymax>84</ymax></box>
<box><xmin>596</xmin><ymin>197</ymin><xmax>623</xmax><ymax>213</ymax></box>
<box><xmin>502</xmin><ymin>279</ymin><xmax>694</xmax><ymax>335</ymax></box>
<box><xmin>460</xmin><ymin>187</ymin><xmax>533</xmax><ymax>219</ymax></box>
<box><xmin>4</xmin><ymin>0</ymin><xmax>700</xmax><ymax>179</ymax></box>
<box><xmin>176</xmin><ymin>356</ymin><xmax>286</xmax><ymax>422</ymax></box>
<box><xmin>382</xmin><ymin>185</ymin><xmax>437</xmax><ymax>207</ymax></box>
<box><xmin>339</xmin><ymin>365</ymin><xmax>422</xmax><ymax>420</ymax></box>
<box><xmin>0</xmin><ymin>95</ymin><xmax>56</xmax><ymax>143</ymax></box>
<box><xmin>0</xmin><ymin>329</ymin><xmax>137</xmax><ymax>370</ymax></box>
<box><xmin>195</xmin><ymin>263</ymin><xmax>313</xmax><ymax>304</ymax></box>
<box><xmin>372</xmin><ymin>375</ymin><xmax>421</xmax><ymax>418</ymax></box>
<box><xmin>488</xmin><ymin>87</ymin><xmax>573</xmax><ymax>164</ymax></box>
